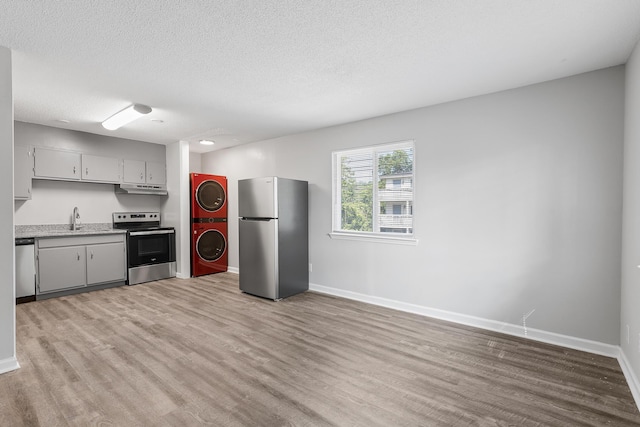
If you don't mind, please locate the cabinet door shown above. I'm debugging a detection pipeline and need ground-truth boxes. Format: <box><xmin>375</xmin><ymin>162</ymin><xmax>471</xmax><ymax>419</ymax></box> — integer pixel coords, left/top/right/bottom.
<box><xmin>37</xmin><ymin>246</ymin><xmax>86</xmax><ymax>293</ymax></box>
<box><xmin>81</xmin><ymin>154</ymin><xmax>120</xmax><ymax>183</ymax></box>
<box><xmin>14</xmin><ymin>145</ymin><xmax>33</xmax><ymax>200</ymax></box>
<box><xmin>86</xmin><ymin>242</ymin><xmax>126</xmax><ymax>285</ymax></box>
<box><xmin>122</xmin><ymin>159</ymin><xmax>146</xmax><ymax>184</ymax></box>
<box><xmin>146</xmin><ymin>162</ymin><xmax>166</xmax><ymax>185</ymax></box>
<box><xmin>34</xmin><ymin>147</ymin><xmax>81</xmax><ymax>180</ymax></box>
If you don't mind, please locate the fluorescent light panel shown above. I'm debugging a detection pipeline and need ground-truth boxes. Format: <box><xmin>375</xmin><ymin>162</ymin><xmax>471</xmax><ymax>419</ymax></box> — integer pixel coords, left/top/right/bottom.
<box><xmin>102</xmin><ymin>104</ymin><xmax>152</xmax><ymax>130</ymax></box>
<box><xmin>199</xmin><ymin>140</ymin><xmax>215</xmax><ymax>146</ymax></box>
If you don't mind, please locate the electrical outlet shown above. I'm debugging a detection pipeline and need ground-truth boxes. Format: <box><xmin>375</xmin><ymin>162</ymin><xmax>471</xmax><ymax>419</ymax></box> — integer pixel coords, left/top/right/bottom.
<box><xmin>309</xmin><ymin>263</ymin><xmax>313</xmax><ymax>272</ymax></box>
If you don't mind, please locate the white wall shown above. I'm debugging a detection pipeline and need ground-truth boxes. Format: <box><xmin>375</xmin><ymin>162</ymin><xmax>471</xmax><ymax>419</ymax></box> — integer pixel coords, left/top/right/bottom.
<box><xmin>15</xmin><ymin>180</ymin><xmax>162</xmax><ymax>225</ymax></box>
<box><xmin>14</xmin><ymin>122</ymin><xmax>165</xmax><ymax>225</ymax></box>
<box><xmin>621</xmin><ymin>40</ymin><xmax>640</xmax><ymax>395</ymax></box>
<box><xmin>14</xmin><ymin>121</ymin><xmax>166</xmax><ymax>162</ymax></box>
<box><xmin>163</xmin><ymin>141</ymin><xmax>191</xmax><ymax>278</ymax></box>
<box><xmin>189</xmin><ymin>152</ymin><xmax>202</xmax><ymax>173</ymax></box>
<box><xmin>203</xmin><ymin>67</ymin><xmax>624</xmax><ymax>346</ymax></box>
<box><xmin>0</xmin><ymin>46</ymin><xmax>17</xmax><ymax>372</ymax></box>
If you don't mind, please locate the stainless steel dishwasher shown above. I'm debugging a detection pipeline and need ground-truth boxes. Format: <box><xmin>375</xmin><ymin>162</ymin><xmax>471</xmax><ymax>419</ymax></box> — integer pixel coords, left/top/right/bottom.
<box><xmin>15</xmin><ymin>237</ymin><xmax>36</xmax><ymax>303</ymax></box>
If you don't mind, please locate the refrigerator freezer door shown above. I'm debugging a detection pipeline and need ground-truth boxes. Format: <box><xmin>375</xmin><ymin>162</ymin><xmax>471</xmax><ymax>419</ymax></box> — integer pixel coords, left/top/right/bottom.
<box><xmin>238</xmin><ymin>177</ymin><xmax>277</xmax><ymax>219</ymax></box>
<box><xmin>239</xmin><ymin>218</ymin><xmax>278</xmax><ymax>299</ymax></box>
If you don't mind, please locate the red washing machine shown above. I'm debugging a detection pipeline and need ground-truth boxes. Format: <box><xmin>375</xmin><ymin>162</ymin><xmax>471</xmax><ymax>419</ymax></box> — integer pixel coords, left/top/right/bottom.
<box><xmin>191</xmin><ymin>219</ymin><xmax>228</xmax><ymax>276</ymax></box>
<box><xmin>190</xmin><ymin>173</ymin><xmax>227</xmax><ymax>219</ymax></box>
<box><xmin>190</xmin><ymin>173</ymin><xmax>228</xmax><ymax>276</ymax></box>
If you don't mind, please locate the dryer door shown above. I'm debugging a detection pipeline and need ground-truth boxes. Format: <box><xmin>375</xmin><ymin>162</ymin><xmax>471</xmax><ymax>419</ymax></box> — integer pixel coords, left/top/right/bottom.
<box><xmin>196</xmin><ymin>180</ymin><xmax>226</xmax><ymax>213</ymax></box>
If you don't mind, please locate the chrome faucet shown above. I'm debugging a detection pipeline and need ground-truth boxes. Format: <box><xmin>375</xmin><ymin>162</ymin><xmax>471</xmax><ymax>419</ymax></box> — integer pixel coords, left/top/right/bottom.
<box><xmin>72</xmin><ymin>206</ymin><xmax>82</xmax><ymax>231</ymax></box>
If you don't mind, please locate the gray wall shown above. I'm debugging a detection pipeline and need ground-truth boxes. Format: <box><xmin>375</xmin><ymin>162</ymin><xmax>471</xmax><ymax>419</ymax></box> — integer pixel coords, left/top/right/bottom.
<box><xmin>203</xmin><ymin>66</ymin><xmax>625</xmax><ymax>345</ymax></box>
<box><xmin>14</xmin><ymin>122</ymin><xmax>166</xmax><ymax>225</ymax></box>
<box><xmin>0</xmin><ymin>46</ymin><xmax>15</xmax><ymax>368</ymax></box>
<box><xmin>621</xmin><ymin>40</ymin><xmax>640</xmax><ymax>384</ymax></box>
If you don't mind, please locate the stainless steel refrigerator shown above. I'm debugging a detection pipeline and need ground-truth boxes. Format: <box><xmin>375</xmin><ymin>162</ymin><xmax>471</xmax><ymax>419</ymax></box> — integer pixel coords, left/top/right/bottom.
<box><xmin>238</xmin><ymin>176</ymin><xmax>308</xmax><ymax>300</ymax></box>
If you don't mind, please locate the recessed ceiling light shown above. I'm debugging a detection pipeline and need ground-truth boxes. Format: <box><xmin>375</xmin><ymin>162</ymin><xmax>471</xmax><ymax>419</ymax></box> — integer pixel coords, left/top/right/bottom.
<box><xmin>199</xmin><ymin>140</ymin><xmax>215</xmax><ymax>146</ymax></box>
<box><xmin>151</xmin><ymin>119</ymin><xmax>164</xmax><ymax>124</ymax></box>
<box><xmin>56</xmin><ymin>119</ymin><xmax>70</xmax><ymax>123</ymax></box>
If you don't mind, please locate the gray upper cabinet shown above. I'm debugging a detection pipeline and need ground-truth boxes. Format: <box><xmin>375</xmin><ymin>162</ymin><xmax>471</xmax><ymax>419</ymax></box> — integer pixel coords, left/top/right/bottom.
<box><xmin>34</xmin><ymin>147</ymin><xmax>81</xmax><ymax>180</ymax></box>
<box><xmin>123</xmin><ymin>159</ymin><xmax>166</xmax><ymax>185</ymax></box>
<box><xmin>146</xmin><ymin>161</ymin><xmax>166</xmax><ymax>185</ymax></box>
<box><xmin>81</xmin><ymin>154</ymin><xmax>120</xmax><ymax>183</ymax></box>
<box><xmin>30</xmin><ymin>145</ymin><xmax>165</xmax><ymax>188</ymax></box>
<box><xmin>14</xmin><ymin>145</ymin><xmax>33</xmax><ymax>200</ymax></box>
<box><xmin>123</xmin><ymin>159</ymin><xmax>146</xmax><ymax>184</ymax></box>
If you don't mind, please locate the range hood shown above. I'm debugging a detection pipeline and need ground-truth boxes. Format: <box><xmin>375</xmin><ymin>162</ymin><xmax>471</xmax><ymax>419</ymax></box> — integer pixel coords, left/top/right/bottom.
<box><xmin>115</xmin><ymin>183</ymin><xmax>168</xmax><ymax>196</ymax></box>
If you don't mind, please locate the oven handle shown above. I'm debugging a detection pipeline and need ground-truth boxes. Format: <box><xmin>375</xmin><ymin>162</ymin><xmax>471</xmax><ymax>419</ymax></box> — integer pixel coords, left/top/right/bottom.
<box><xmin>129</xmin><ymin>229</ymin><xmax>175</xmax><ymax>236</ymax></box>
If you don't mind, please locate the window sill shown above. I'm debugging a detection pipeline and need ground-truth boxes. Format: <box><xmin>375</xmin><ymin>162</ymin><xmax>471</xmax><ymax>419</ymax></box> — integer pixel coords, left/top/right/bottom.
<box><xmin>328</xmin><ymin>232</ymin><xmax>418</xmax><ymax>246</ymax></box>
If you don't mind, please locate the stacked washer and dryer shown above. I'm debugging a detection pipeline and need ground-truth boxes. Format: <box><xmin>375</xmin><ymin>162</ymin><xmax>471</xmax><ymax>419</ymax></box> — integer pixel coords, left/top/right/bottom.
<box><xmin>190</xmin><ymin>173</ymin><xmax>228</xmax><ymax>276</ymax></box>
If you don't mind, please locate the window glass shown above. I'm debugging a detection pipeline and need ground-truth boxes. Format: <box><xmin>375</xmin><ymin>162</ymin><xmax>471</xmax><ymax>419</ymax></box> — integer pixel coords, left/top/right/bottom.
<box><xmin>333</xmin><ymin>140</ymin><xmax>414</xmax><ymax>237</ymax></box>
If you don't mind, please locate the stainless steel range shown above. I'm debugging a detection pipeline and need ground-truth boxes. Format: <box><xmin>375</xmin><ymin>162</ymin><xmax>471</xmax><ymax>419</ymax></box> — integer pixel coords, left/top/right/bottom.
<box><xmin>113</xmin><ymin>212</ymin><xmax>176</xmax><ymax>285</ymax></box>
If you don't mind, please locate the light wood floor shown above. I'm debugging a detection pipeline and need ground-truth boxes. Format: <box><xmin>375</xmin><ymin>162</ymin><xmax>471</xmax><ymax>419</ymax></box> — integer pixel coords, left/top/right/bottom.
<box><xmin>1</xmin><ymin>273</ymin><xmax>639</xmax><ymax>426</ymax></box>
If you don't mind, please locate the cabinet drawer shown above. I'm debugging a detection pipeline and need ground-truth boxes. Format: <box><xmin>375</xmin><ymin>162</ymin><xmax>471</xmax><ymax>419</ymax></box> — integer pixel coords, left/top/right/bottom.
<box><xmin>38</xmin><ymin>234</ymin><xmax>125</xmax><ymax>248</ymax></box>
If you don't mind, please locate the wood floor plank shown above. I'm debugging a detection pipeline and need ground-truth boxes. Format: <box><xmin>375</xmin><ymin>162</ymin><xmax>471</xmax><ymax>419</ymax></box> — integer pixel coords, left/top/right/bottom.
<box><xmin>1</xmin><ymin>272</ymin><xmax>639</xmax><ymax>426</ymax></box>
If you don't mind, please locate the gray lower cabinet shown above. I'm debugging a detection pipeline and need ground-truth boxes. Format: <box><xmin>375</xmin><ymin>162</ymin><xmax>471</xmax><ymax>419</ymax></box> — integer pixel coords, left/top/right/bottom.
<box><xmin>37</xmin><ymin>245</ymin><xmax>87</xmax><ymax>293</ymax></box>
<box><xmin>87</xmin><ymin>242</ymin><xmax>126</xmax><ymax>284</ymax></box>
<box><xmin>36</xmin><ymin>234</ymin><xmax>126</xmax><ymax>296</ymax></box>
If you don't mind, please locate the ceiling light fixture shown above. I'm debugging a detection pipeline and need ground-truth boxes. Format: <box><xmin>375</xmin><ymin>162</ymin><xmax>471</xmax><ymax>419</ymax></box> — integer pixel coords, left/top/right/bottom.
<box><xmin>102</xmin><ymin>104</ymin><xmax>152</xmax><ymax>130</ymax></box>
<box><xmin>199</xmin><ymin>140</ymin><xmax>215</xmax><ymax>146</ymax></box>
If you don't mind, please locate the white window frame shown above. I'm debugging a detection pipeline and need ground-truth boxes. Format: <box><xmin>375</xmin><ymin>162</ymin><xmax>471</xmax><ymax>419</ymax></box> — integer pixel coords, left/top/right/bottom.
<box><xmin>330</xmin><ymin>140</ymin><xmax>418</xmax><ymax>245</ymax></box>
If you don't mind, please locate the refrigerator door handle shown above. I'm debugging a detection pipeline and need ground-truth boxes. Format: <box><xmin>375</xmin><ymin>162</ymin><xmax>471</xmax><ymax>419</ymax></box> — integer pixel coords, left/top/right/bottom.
<box><xmin>240</xmin><ymin>217</ymin><xmax>273</xmax><ymax>221</ymax></box>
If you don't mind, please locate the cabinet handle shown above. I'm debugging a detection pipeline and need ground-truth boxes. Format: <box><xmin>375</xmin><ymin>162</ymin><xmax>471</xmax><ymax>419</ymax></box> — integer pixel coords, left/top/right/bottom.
<box><xmin>77</xmin><ymin>253</ymin><xmax>80</xmax><ymax>261</ymax></box>
<box><xmin>86</xmin><ymin>167</ymin><xmax>88</xmax><ymax>175</ymax></box>
<box><xmin>90</xmin><ymin>251</ymin><xmax>94</xmax><ymax>259</ymax></box>
<box><xmin>140</xmin><ymin>172</ymin><xmax>144</xmax><ymax>180</ymax></box>
<box><xmin>73</xmin><ymin>166</ymin><xmax>76</xmax><ymax>174</ymax></box>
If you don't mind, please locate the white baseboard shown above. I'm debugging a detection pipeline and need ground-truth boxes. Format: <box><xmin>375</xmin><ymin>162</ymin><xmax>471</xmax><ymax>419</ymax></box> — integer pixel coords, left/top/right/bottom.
<box><xmin>618</xmin><ymin>349</ymin><xmax>640</xmax><ymax>410</ymax></box>
<box><xmin>310</xmin><ymin>283</ymin><xmax>640</xmax><ymax>408</ymax></box>
<box><xmin>0</xmin><ymin>356</ymin><xmax>19</xmax><ymax>375</ymax></box>
<box><xmin>308</xmin><ymin>283</ymin><xmax>619</xmax><ymax>358</ymax></box>
<box><xmin>227</xmin><ymin>266</ymin><xmax>239</xmax><ymax>274</ymax></box>
<box><xmin>175</xmin><ymin>272</ymin><xmax>190</xmax><ymax>279</ymax></box>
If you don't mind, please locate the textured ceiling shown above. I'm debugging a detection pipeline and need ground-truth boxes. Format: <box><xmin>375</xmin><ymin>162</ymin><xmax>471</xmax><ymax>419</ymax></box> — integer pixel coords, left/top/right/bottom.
<box><xmin>1</xmin><ymin>1</ymin><xmax>640</xmax><ymax>153</ymax></box>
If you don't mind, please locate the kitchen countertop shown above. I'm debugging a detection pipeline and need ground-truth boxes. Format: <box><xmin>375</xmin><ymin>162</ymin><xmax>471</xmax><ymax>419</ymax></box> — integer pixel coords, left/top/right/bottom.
<box><xmin>15</xmin><ymin>223</ymin><xmax>127</xmax><ymax>239</ymax></box>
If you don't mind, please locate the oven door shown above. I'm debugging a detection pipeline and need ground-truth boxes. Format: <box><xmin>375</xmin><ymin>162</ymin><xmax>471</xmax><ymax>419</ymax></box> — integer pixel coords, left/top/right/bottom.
<box><xmin>128</xmin><ymin>229</ymin><xmax>176</xmax><ymax>267</ymax></box>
